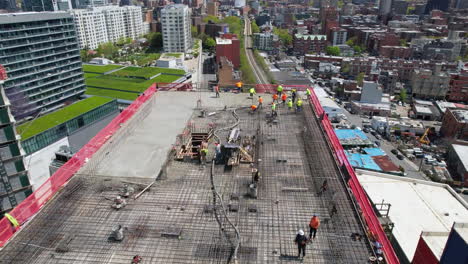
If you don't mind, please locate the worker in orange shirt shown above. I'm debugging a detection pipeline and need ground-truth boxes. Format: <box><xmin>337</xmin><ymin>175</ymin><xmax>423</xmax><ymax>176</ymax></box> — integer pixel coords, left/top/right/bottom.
<box><xmin>251</xmin><ymin>104</ymin><xmax>258</xmax><ymax>113</ymax></box>
<box><xmin>309</xmin><ymin>214</ymin><xmax>320</xmax><ymax>240</ymax></box>
<box><xmin>272</xmin><ymin>93</ymin><xmax>278</xmax><ymax>103</ymax></box>
<box><xmin>258</xmin><ymin>96</ymin><xmax>263</xmax><ymax>108</ymax></box>
<box><xmin>281</xmin><ymin>93</ymin><xmax>287</xmax><ymax>105</ymax></box>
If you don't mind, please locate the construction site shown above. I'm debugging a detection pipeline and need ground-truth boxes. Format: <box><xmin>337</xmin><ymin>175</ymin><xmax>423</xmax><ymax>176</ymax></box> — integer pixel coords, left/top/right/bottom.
<box><xmin>0</xmin><ymin>86</ymin><xmax>395</xmax><ymax>263</ymax></box>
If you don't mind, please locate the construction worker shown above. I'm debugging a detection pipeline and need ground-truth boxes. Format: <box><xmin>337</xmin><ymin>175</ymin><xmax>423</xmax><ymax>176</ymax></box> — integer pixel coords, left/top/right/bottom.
<box><xmin>236</xmin><ymin>81</ymin><xmax>243</xmax><ymax>90</ymax></box>
<box><xmin>214</xmin><ymin>85</ymin><xmax>220</xmax><ymax>98</ymax></box>
<box><xmin>309</xmin><ymin>214</ymin><xmax>320</xmax><ymax>240</ymax></box>
<box><xmin>317</xmin><ymin>179</ymin><xmax>328</xmax><ymax>196</ymax></box>
<box><xmin>287</xmin><ymin>99</ymin><xmax>293</xmax><ymax>110</ymax></box>
<box><xmin>271</xmin><ymin>102</ymin><xmax>277</xmax><ymax>117</ymax></box>
<box><xmin>200</xmin><ymin>147</ymin><xmax>208</xmax><ymax>164</ymax></box>
<box><xmin>277</xmin><ymin>84</ymin><xmax>283</xmax><ymax>95</ymax></box>
<box><xmin>249</xmin><ymin>87</ymin><xmax>256</xmax><ymax>97</ymax></box>
<box><xmin>4</xmin><ymin>213</ymin><xmax>19</xmax><ymax>230</ymax></box>
<box><xmin>291</xmin><ymin>88</ymin><xmax>297</xmax><ymax>103</ymax></box>
<box><xmin>281</xmin><ymin>93</ymin><xmax>287</xmax><ymax>105</ymax></box>
<box><xmin>296</xmin><ymin>98</ymin><xmax>303</xmax><ymax>113</ymax></box>
<box><xmin>306</xmin><ymin>88</ymin><xmax>311</xmax><ymax>97</ymax></box>
<box><xmin>294</xmin><ymin>229</ymin><xmax>308</xmax><ymax>259</ymax></box>
<box><xmin>272</xmin><ymin>93</ymin><xmax>278</xmax><ymax>103</ymax></box>
<box><xmin>258</xmin><ymin>96</ymin><xmax>263</xmax><ymax>108</ymax></box>
<box><xmin>215</xmin><ymin>143</ymin><xmax>222</xmax><ymax>163</ymax></box>
<box><xmin>251</xmin><ymin>104</ymin><xmax>258</xmax><ymax>112</ymax></box>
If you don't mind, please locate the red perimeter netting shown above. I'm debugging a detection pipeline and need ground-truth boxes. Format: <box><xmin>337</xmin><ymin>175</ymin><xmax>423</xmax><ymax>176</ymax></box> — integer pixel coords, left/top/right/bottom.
<box><xmin>256</xmin><ymin>84</ymin><xmax>399</xmax><ymax>264</ymax></box>
<box><xmin>0</xmin><ymin>84</ymin><xmax>157</xmax><ymax>247</ymax></box>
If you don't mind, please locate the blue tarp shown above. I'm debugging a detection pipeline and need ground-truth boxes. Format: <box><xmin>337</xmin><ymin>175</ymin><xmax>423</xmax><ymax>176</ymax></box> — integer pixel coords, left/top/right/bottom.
<box><xmin>334</xmin><ymin>129</ymin><xmax>369</xmax><ymax>140</ymax></box>
<box><xmin>345</xmin><ymin>151</ymin><xmax>382</xmax><ymax>171</ymax></box>
<box><xmin>362</xmin><ymin>148</ymin><xmax>386</xmax><ymax>157</ymax></box>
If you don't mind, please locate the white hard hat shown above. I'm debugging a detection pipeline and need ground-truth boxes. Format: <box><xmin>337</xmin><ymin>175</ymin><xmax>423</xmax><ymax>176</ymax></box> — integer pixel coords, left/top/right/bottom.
<box><xmin>298</xmin><ymin>230</ymin><xmax>304</xmax><ymax>236</ymax></box>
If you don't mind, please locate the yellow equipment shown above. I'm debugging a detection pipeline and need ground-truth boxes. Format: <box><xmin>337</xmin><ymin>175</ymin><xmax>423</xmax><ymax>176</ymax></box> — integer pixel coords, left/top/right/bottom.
<box><xmin>419</xmin><ymin>128</ymin><xmax>430</xmax><ymax>145</ymax></box>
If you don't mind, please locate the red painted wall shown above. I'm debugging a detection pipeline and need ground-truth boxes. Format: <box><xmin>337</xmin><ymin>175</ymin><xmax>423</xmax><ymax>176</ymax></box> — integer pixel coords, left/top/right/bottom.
<box><xmin>412</xmin><ymin>236</ymin><xmax>439</xmax><ymax>264</ymax></box>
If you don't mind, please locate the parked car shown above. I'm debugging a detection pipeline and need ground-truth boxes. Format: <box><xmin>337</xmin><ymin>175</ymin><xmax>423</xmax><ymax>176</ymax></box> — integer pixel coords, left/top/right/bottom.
<box><xmin>371</xmin><ymin>131</ymin><xmax>377</xmax><ymax>137</ymax></box>
<box><xmin>391</xmin><ymin>149</ymin><xmax>398</xmax><ymax>155</ymax></box>
<box><xmin>374</xmin><ymin>141</ymin><xmax>381</xmax><ymax>147</ymax></box>
<box><xmin>453</xmin><ymin>187</ymin><xmax>463</xmax><ymax>193</ymax></box>
<box><xmin>463</xmin><ymin>189</ymin><xmax>468</xmax><ymax>195</ymax></box>
<box><xmin>363</xmin><ymin>128</ymin><xmax>370</xmax><ymax>133</ymax></box>
<box><xmin>375</xmin><ymin>134</ymin><xmax>382</xmax><ymax>140</ymax></box>
<box><xmin>397</xmin><ymin>154</ymin><xmax>404</xmax><ymax>160</ymax></box>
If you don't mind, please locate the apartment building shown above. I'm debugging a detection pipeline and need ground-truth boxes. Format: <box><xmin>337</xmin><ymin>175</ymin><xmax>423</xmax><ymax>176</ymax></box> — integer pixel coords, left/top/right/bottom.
<box><xmin>0</xmin><ymin>66</ymin><xmax>32</xmax><ymax>214</ymax></box>
<box><xmin>253</xmin><ymin>32</ymin><xmax>279</xmax><ymax>54</ymax></box>
<box><xmin>161</xmin><ymin>4</ymin><xmax>192</xmax><ymax>53</ymax></box>
<box><xmin>0</xmin><ymin>12</ymin><xmax>85</xmax><ymax>120</ymax></box>
<box><xmin>411</xmin><ymin>65</ymin><xmax>450</xmax><ymax>99</ymax></box>
<box><xmin>70</xmin><ymin>6</ymin><xmax>146</xmax><ymax>49</ymax></box>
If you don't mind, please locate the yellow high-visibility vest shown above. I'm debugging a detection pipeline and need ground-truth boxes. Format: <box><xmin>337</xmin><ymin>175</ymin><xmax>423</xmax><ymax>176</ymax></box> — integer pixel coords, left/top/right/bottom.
<box><xmin>306</xmin><ymin>89</ymin><xmax>311</xmax><ymax>95</ymax></box>
<box><xmin>297</xmin><ymin>100</ymin><xmax>303</xmax><ymax>107</ymax></box>
<box><xmin>5</xmin><ymin>213</ymin><xmax>19</xmax><ymax>228</ymax></box>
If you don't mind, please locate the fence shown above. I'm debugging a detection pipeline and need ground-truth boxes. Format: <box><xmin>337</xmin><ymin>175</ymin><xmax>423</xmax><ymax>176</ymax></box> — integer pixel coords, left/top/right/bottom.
<box><xmin>306</xmin><ymin>86</ymin><xmax>400</xmax><ymax>264</ymax></box>
<box><xmin>0</xmin><ymin>84</ymin><xmax>157</xmax><ymax>247</ymax></box>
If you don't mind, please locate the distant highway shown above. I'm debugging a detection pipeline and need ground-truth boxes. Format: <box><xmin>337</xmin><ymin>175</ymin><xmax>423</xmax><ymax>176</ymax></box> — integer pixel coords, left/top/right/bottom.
<box><xmin>243</xmin><ymin>16</ymin><xmax>269</xmax><ymax>84</ymax></box>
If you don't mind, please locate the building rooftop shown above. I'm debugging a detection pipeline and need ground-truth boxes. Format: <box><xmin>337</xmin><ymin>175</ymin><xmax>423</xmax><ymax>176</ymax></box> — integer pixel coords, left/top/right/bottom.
<box><xmin>294</xmin><ymin>34</ymin><xmax>327</xmax><ymax>40</ymax></box>
<box><xmin>452</xmin><ymin>144</ymin><xmax>468</xmax><ymax>171</ymax></box>
<box><xmin>17</xmin><ymin>96</ymin><xmax>114</xmax><ymax>140</ymax></box>
<box><xmin>0</xmin><ymin>91</ymin><xmax>375</xmax><ymax>263</ymax></box>
<box><xmin>452</xmin><ymin>109</ymin><xmax>468</xmax><ymax>123</ymax></box>
<box><xmin>356</xmin><ymin>170</ymin><xmax>468</xmax><ymax>262</ymax></box>
<box><xmin>216</xmin><ymin>37</ymin><xmax>232</xmax><ymax>45</ymax></box>
<box><xmin>335</xmin><ymin>129</ymin><xmax>374</xmax><ymax>146</ymax></box>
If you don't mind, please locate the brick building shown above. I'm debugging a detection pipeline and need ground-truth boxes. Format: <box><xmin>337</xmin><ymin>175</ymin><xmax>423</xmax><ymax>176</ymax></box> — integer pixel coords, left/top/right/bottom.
<box><xmin>448</xmin><ymin>68</ymin><xmax>468</xmax><ymax>103</ymax></box>
<box><xmin>441</xmin><ymin>109</ymin><xmax>468</xmax><ymax>140</ymax></box>
<box><xmin>217</xmin><ymin>57</ymin><xmax>240</xmax><ymax>86</ymax></box>
<box><xmin>411</xmin><ymin>66</ymin><xmax>450</xmax><ymax>99</ymax></box>
<box><xmin>379</xmin><ymin>46</ymin><xmax>411</xmax><ymax>59</ymax></box>
<box><xmin>206</xmin><ymin>1</ymin><xmax>219</xmax><ymax>16</ymax></box>
<box><xmin>293</xmin><ymin>34</ymin><xmax>327</xmax><ymax>55</ymax></box>
<box><xmin>216</xmin><ymin>33</ymin><xmax>240</xmax><ymax>68</ymax></box>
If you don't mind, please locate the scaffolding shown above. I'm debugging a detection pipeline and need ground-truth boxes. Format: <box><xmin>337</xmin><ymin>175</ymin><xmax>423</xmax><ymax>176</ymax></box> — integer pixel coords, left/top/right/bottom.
<box><xmin>0</xmin><ymin>92</ymin><xmax>379</xmax><ymax>263</ymax></box>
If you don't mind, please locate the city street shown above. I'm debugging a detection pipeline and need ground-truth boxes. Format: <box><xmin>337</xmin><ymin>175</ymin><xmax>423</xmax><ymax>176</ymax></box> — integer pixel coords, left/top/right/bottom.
<box><xmin>337</xmin><ymin>101</ymin><xmax>429</xmax><ymax>181</ymax></box>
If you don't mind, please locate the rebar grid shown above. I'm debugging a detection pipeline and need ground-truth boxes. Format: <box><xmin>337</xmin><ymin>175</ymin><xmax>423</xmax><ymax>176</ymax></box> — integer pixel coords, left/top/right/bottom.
<box><xmin>0</xmin><ymin>96</ymin><xmax>373</xmax><ymax>263</ymax></box>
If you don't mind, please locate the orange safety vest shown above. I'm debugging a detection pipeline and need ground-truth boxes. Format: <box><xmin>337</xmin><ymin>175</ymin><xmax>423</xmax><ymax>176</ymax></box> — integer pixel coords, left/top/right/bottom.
<box><xmin>273</xmin><ymin>94</ymin><xmax>278</xmax><ymax>100</ymax></box>
<box><xmin>215</xmin><ymin>86</ymin><xmax>219</xmax><ymax>92</ymax></box>
<box><xmin>309</xmin><ymin>217</ymin><xmax>320</xmax><ymax>229</ymax></box>
<box><xmin>251</xmin><ymin>105</ymin><xmax>257</xmax><ymax>110</ymax></box>
<box><xmin>281</xmin><ymin>93</ymin><xmax>287</xmax><ymax>101</ymax></box>
<box><xmin>258</xmin><ymin>97</ymin><xmax>263</xmax><ymax>104</ymax></box>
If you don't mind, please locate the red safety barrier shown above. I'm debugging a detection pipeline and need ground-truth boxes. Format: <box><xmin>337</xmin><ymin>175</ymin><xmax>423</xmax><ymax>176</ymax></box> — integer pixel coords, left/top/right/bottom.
<box><xmin>0</xmin><ymin>84</ymin><xmax>157</xmax><ymax>247</ymax></box>
<box><xmin>307</xmin><ymin>88</ymin><xmax>400</xmax><ymax>264</ymax></box>
<box><xmin>156</xmin><ymin>82</ymin><xmax>193</xmax><ymax>91</ymax></box>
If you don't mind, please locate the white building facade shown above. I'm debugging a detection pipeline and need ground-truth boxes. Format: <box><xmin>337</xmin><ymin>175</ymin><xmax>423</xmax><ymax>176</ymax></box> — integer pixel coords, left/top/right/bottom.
<box><xmin>161</xmin><ymin>4</ymin><xmax>192</xmax><ymax>52</ymax></box>
<box><xmin>70</xmin><ymin>5</ymin><xmax>146</xmax><ymax>49</ymax></box>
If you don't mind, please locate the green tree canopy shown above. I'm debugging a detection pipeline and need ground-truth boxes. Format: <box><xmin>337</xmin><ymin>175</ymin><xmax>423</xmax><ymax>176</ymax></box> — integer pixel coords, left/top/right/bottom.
<box><xmin>251</xmin><ymin>20</ymin><xmax>260</xmax><ymax>34</ymax></box>
<box><xmin>97</xmin><ymin>42</ymin><xmax>119</xmax><ymax>58</ymax></box>
<box><xmin>399</xmin><ymin>39</ymin><xmax>408</xmax><ymax>47</ymax></box>
<box><xmin>191</xmin><ymin>25</ymin><xmax>198</xmax><ymax>37</ymax></box>
<box><xmin>346</xmin><ymin>36</ymin><xmax>357</xmax><ymax>46</ymax></box>
<box><xmin>203</xmin><ymin>15</ymin><xmax>221</xmax><ymax>23</ymax></box>
<box><xmin>399</xmin><ymin>88</ymin><xmax>407</xmax><ymax>102</ymax></box>
<box><xmin>356</xmin><ymin>72</ymin><xmax>365</xmax><ymax>87</ymax></box>
<box><xmin>273</xmin><ymin>27</ymin><xmax>293</xmax><ymax>46</ymax></box>
<box><xmin>203</xmin><ymin>37</ymin><xmax>216</xmax><ymax>50</ymax></box>
<box><xmin>148</xmin><ymin>32</ymin><xmax>163</xmax><ymax>50</ymax></box>
<box><xmin>326</xmin><ymin>46</ymin><xmax>341</xmax><ymax>56</ymax></box>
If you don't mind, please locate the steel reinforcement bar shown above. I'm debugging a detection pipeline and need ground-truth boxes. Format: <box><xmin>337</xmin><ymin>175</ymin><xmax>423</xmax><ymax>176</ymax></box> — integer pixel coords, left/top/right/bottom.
<box><xmin>306</xmin><ymin>86</ymin><xmax>400</xmax><ymax>264</ymax></box>
<box><xmin>0</xmin><ymin>84</ymin><xmax>158</xmax><ymax>247</ymax></box>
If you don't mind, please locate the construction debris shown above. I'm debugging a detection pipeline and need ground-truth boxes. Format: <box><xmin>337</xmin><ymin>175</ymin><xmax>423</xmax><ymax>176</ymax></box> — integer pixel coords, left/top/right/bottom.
<box><xmin>108</xmin><ymin>225</ymin><xmax>125</xmax><ymax>242</ymax></box>
<box><xmin>111</xmin><ymin>196</ymin><xmax>127</xmax><ymax>210</ymax></box>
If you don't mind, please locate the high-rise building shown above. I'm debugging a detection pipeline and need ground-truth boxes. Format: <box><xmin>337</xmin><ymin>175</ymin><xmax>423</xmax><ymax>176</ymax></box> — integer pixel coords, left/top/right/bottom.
<box><xmin>0</xmin><ymin>12</ymin><xmax>85</xmax><ymax>120</ymax></box>
<box><xmin>161</xmin><ymin>4</ymin><xmax>192</xmax><ymax>52</ymax></box>
<box><xmin>0</xmin><ymin>65</ymin><xmax>32</xmax><ymax>214</ymax></box>
<box><xmin>207</xmin><ymin>1</ymin><xmax>218</xmax><ymax>16</ymax></box>
<box><xmin>0</xmin><ymin>0</ymin><xmax>17</xmax><ymax>11</ymax></box>
<box><xmin>70</xmin><ymin>0</ymin><xmax>108</xmax><ymax>9</ymax></box>
<box><xmin>379</xmin><ymin>0</ymin><xmax>393</xmax><ymax>16</ymax></box>
<box><xmin>22</xmin><ymin>0</ymin><xmax>72</xmax><ymax>12</ymax></box>
<box><xmin>70</xmin><ymin>6</ymin><xmax>145</xmax><ymax>49</ymax></box>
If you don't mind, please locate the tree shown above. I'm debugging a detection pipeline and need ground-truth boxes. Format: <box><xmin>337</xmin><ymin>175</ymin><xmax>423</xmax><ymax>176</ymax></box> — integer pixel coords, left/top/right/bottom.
<box><xmin>251</xmin><ymin>20</ymin><xmax>260</xmax><ymax>34</ymax></box>
<box><xmin>326</xmin><ymin>46</ymin><xmax>340</xmax><ymax>56</ymax></box>
<box><xmin>356</xmin><ymin>72</ymin><xmax>365</xmax><ymax>87</ymax></box>
<box><xmin>191</xmin><ymin>25</ymin><xmax>198</xmax><ymax>37</ymax></box>
<box><xmin>97</xmin><ymin>42</ymin><xmax>118</xmax><ymax>59</ymax></box>
<box><xmin>273</xmin><ymin>27</ymin><xmax>292</xmax><ymax>46</ymax></box>
<box><xmin>399</xmin><ymin>39</ymin><xmax>408</xmax><ymax>47</ymax></box>
<box><xmin>203</xmin><ymin>37</ymin><xmax>216</xmax><ymax>50</ymax></box>
<box><xmin>148</xmin><ymin>32</ymin><xmax>163</xmax><ymax>50</ymax></box>
<box><xmin>346</xmin><ymin>36</ymin><xmax>357</xmax><ymax>46</ymax></box>
<box><xmin>399</xmin><ymin>88</ymin><xmax>407</xmax><ymax>103</ymax></box>
<box><xmin>337</xmin><ymin>0</ymin><xmax>344</xmax><ymax>8</ymax></box>
<box><xmin>203</xmin><ymin>15</ymin><xmax>221</xmax><ymax>23</ymax></box>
